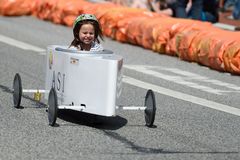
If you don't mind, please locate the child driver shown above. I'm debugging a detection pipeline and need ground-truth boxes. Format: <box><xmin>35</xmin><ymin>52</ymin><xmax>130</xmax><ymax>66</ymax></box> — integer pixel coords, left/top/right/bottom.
<box><xmin>69</xmin><ymin>14</ymin><xmax>104</xmax><ymax>51</ymax></box>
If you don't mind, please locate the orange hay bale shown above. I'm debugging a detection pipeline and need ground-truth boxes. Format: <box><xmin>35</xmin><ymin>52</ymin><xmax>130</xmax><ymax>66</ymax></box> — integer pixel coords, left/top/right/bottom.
<box><xmin>82</xmin><ymin>2</ymin><xmax>117</xmax><ymax>15</ymax></box>
<box><xmin>223</xmin><ymin>40</ymin><xmax>240</xmax><ymax>74</ymax></box>
<box><xmin>141</xmin><ymin>17</ymin><xmax>168</xmax><ymax>49</ymax></box>
<box><xmin>166</xmin><ymin>20</ymin><xmax>212</xmax><ymax>56</ymax></box>
<box><xmin>51</xmin><ymin>0</ymin><xmax>88</xmax><ymax>25</ymax></box>
<box><xmin>177</xmin><ymin>29</ymin><xmax>202</xmax><ymax>62</ymax></box>
<box><xmin>115</xmin><ymin>17</ymin><xmax>136</xmax><ymax>42</ymax></box>
<box><xmin>125</xmin><ymin>17</ymin><xmax>147</xmax><ymax>45</ymax></box>
<box><xmin>0</xmin><ymin>0</ymin><xmax>34</xmax><ymax>16</ymax></box>
<box><xmin>206</xmin><ymin>31</ymin><xmax>236</xmax><ymax>71</ymax></box>
<box><xmin>152</xmin><ymin>17</ymin><xmax>182</xmax><ymax>54</ymax></box>
<box><xmin>99</xmin><ymin>7</ymin><xmax>161</xmax><ymax>39</ymax></box>
<box><xmin>62</xmin><ymin>15</ymin><xmax>76</xmax><ymax>27</ymax></box>
<box><xmin>125</xmin><ymin>13</ymin><xmax>165</xmax><ymax>44</ymax></box>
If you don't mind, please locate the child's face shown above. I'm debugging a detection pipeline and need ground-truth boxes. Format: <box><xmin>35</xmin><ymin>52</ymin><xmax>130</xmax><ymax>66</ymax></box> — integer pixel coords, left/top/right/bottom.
<box><xmin>79</xmin><ymin>24</ymin><xmax>95</xmax><ymax>45</ymax></box>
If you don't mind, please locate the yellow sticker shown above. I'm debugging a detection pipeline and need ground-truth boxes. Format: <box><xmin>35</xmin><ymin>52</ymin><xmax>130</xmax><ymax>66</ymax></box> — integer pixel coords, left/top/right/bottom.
<box><xmin>70</xmin><ymin>57</ymin><xmax>79</xmax><ymax>65</ymax></box>
<box><xmin>34</xmin><ymin>90</ymin><xmax>42</xmax><ymax>101</ymax></box>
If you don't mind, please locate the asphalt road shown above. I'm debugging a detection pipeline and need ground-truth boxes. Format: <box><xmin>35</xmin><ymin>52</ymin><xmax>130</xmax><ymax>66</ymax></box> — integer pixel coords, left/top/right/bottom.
<box><xmin>0</xmin><ymin>16</ymin><xmax>240</xmax><ymax>160</ymax></box>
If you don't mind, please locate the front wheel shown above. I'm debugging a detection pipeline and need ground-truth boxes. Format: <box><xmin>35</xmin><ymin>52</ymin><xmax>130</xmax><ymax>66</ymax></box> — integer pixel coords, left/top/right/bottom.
<box><xmin>48</xmin><ymin>88</ymin><xmax>58</xmax><ymax>126</ymax></box>
<box><xmin>13</xmin><ymin>73</ymin><xmax>22</xmax><ymax>108</ymax></box>
<box><xmin>144</xmin><ymin>89</ymin><xmax>156</xmax><ymax>127</ymax></box>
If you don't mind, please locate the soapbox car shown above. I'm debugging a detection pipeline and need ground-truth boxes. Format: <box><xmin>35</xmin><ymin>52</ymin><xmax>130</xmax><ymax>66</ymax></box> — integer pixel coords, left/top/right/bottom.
<box><xmin>12</xmin><ymin>45</ymin><xmax>156</xmax><ymax>127</ymax></box>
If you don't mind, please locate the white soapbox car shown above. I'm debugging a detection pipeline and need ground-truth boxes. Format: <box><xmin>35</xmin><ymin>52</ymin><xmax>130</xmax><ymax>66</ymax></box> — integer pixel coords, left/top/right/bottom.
<box><xmin>12</xmin><ymin>45</ymin><xmax>156</xmax><ymax>127</ymax></box>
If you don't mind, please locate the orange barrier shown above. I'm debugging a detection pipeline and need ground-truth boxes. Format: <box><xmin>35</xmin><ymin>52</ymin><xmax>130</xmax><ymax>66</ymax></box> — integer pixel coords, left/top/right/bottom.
<box><xmin>0</xmin><ymin>0</ymin><xmax>35</xmax><ymax>16</ymax></box>
<box><xmin>129</xmin><ymin>16</ymin><xmax>168</xmax><ymax>50</ymax></box>
<box><xmin>223</xmin><ymin>40</ymin><xmax>240</xmax><ymax>74</ymax></box>
<box><xmin>115</xmin><ymin>12</ymin><xmax>165</xmax><ymax>44</ymax></box>
<box><xmin>176</xmin><ymin>28</ymin><xmax>240</xmax><ymax>74</ymax></box>
<box><xmin>0</xmin><ymin>0</ymin><xmax>239</xmax><ymax>75</ymax></box>
<box><xmin>96</xmin><ymin>7</ymin><xmax>163</xmax><ymax>40</ymax></box>
<box><xmin>32</xmin><ymin>0</ymin><xmax>90</xmax><ymax>26</ymax></box>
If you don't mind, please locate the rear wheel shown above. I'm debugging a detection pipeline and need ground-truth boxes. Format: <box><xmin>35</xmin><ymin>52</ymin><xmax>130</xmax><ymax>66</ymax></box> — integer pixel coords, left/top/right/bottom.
<box><xmin>144</xmin><ymin>89</ymin><xmax>156</xmax><ymax>127</ymax></box>
<box><xmin>13</xmin><ymin>73</ymin><xmax>22</xmax><ymax>108</ymax></box>
<box><xmin>48</xmin><ymin>88</ymin><xmax>58</xmax><ymax>126</ymax></box>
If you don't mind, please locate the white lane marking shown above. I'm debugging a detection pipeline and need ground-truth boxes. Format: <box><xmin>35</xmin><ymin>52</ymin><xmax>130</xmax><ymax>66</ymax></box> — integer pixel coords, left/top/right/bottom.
<box><xmin>0</xmin><ymin>34</ymin><xmax>46</xmax><ymax>54</ymax></box>
<box><xmin>124</xmin><ymin>65</ymin><xmax>224</xmax><ymax>95</ymax></box>
<box><xmin>123</xmin><ymin>76</ymin><xmax>240</xmax><ymax>116</ymax></box>
<box><xmin>2</xmin><ymin>34</ymin><xmax>240</xmax><ymax>116</ymax></box>
<box><xmin>160</xmin><ymin>67</ymin><xmax>240</xmax><ymax>90</ymax></box>
<box><xmin>124</xmin><ymin>65</ymin><xmax>240</xmax><ymax>95</ymax></box>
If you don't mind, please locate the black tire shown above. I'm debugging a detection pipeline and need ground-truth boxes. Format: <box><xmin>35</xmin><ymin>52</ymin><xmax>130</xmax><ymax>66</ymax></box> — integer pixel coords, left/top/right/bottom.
<box><xmin>144</xmin><ymin>89</ymin><xmax>156</xmax><ymax>127</ymax></box>
<box><xmin>13</xmin><ymin>73</ymin><xmax>22</xmax><ymax>108</ymax></box>
<box><xmin>48</xmin><ymin>88</ymin><xmax>58</xmax><ymax>126</ymax></box>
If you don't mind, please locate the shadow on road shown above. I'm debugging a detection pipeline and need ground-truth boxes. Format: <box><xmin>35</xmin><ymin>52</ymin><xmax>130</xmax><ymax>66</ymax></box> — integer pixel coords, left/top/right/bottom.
<box><xmin>57</xmin><ymin>109</ymin><xmax>128</xmax><ymax>130</ymax></box>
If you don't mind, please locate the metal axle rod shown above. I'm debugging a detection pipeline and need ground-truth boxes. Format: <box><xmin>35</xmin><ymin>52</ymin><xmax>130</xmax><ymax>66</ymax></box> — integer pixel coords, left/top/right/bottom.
<box><xmin>116</xmin><ymin>105</ymin><xmax>146</xmax><ymax>110</ymax></box>
<box><xmin>23</xmin><ymin>89</ymin><xmax>47</xmax><ymax>93</ymax></box>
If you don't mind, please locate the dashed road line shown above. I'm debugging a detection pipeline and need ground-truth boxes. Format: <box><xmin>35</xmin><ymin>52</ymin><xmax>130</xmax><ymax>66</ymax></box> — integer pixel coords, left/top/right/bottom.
<box><xmin>0</xmin><ymin>34</ymin><xmax>46</xmax><ymax>54</ymax></box>
<box><xmin>124</xmin><ymin>65</ymin><xmax>240</xmax><ymax>95</ymax></box>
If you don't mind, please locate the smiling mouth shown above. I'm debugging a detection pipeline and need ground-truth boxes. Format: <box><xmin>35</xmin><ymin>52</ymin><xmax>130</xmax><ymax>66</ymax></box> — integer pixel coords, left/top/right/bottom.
<box><xmin>84</xmin><ymin>39</ymin><xmax>92</xmax><ymax>43</ymax></box>
<box><xmin>85</xmin><ymin>39</ymin><xmax>91</xmax><ymax>41</ymax></box>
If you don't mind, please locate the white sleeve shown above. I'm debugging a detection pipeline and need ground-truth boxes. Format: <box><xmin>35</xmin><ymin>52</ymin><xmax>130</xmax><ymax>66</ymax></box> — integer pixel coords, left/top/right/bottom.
<box><xmin>90</xmin><ymin>42</ymin><xmax>104</xmax><ymax>51</ymax></box>
<box><xmin>68</xmin><ymin>46</ymin><xmax>78</xmax><ymax>50</ymax></box>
